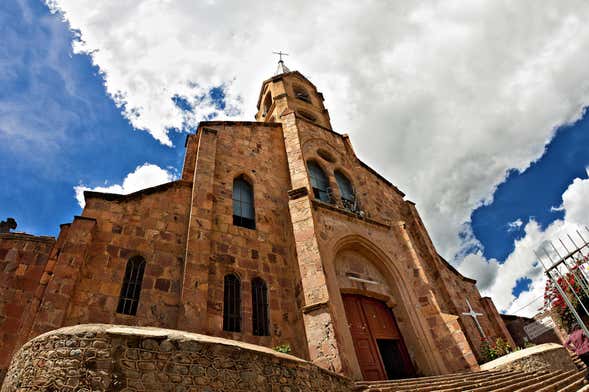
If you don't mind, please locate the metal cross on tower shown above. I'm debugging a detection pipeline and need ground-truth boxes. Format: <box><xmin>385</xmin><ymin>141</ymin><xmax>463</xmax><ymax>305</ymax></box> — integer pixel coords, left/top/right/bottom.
<box><xmin>273</xmin><ymin>51</ymin><xmax>289</xmax><ymax>62</ymax></box>
<box><xmin>462</xmin><ymin>298</ymin><xmax>486</xmax><ymax>337</ymax></box>
<box><xmin>273</xmin><ymin>51</ymin><xmax>291</xmax><ymax>75</ymax></box>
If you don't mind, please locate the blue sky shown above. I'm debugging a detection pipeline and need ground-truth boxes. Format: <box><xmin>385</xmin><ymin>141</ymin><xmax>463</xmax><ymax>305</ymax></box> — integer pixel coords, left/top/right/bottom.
<box><xmin>0</xmin><ymin>0</ymin><xmax>188</xmax><ymax>235</ymax></box>
<box><xmin>471</xmin><ymin>113</ymin><xmax>589</xmax><ymax>264</ymax></box>
<box><xmin>2</xmin><ymin>0</ymin><xmax>589</xmax><ymax>316</ymax></box>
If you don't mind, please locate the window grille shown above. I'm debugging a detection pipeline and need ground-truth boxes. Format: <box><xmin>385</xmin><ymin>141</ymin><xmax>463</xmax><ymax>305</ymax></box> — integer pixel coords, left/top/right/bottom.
<box><xmin>116</xmin><ymin>256</ymin><xmax>146</xmax><ymax>316</ymax></box>
<box><xmin>233</xmin><ymin>177</ymin><xmax>255</xmax><ymax>229</ymax></box>
<box><xmin>223</xmin><ymin>273</ymin><xmax>241</xmax><ymax>332</ymax></box>
<box><xmin>307</xmin><ymin>161</ymin><xmax>333</xmax><ymax>204</ymax></box>
<box><xmin>252</xmin><ymin>278</ymin><xmax>269</xmax><ymax>336</ymax></box>
<box><xmin>335</xmin><ymin>170</ymin><xmax>357</xmax><ymax>211</ymax></box>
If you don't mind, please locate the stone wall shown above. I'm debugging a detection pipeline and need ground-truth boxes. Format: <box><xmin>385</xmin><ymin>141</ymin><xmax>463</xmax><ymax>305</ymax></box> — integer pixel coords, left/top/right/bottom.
<box><xmin>28</xmin><ymin>181</ymin><xmax>193</xmax><ymax>339</ymax></box>
<box><xmin>178</xmin><ymin>123</ymin><xmax>308</xmax><ymax>357</ymax></box>
<box><xmin>1</xmin><ymin>324</ymin><xmax>353</xmax><ymax>392</ymax></box>
<box><xmin>480</xmin><ymin>343</ymin><xmax>576</xmax><ymax>373</ymax></box>
<box><xmin>0</xmin><ymin>232</ymin><xmax>55</xmax><ymax>380</ymax></box>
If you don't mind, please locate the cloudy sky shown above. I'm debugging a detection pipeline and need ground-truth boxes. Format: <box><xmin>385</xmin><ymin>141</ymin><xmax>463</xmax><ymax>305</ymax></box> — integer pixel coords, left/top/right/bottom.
<box><xmin>2</xmin><ymin>0</ymin><xmax>589</xmax><ymax>317</ymax></box>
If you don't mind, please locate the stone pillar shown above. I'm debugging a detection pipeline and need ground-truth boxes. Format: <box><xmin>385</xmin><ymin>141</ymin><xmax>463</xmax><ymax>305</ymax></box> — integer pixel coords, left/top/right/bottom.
<box><xmin>28</xmin><ymin>216</ymin><xmax>96</xmax><ymax>337</ymax></box>
<box><xmin>13</xmin><ymin>224</ymin><xmax>70</xmax><ymax>357</ymax></box>
<box><xmin>177</xmin><ymin>127</ymin><xmax>218</xmax><ymax>332</ymax></box>
<box><xmin>288</xmin><ymin>188</ymin><xmax>343</xmax><ymax>373</ymax></box>
<box><xmin>481</xmin><ymin>297</ymin><xmax>517</xmax><ymax>348</ymax></box>
<box><xmin>405</xmin><ymin>201</ymin><xmax>458</xmax><ymax>314</ymax></box>
<box><xmin>280</xmin><ymin>111</ymin><xmax>344</xmax><ymax>372</ymax></box>
<box><xmin>397</xmin><ymin>221</ymin><xmax>479</xmax><ymax>373</ymax></box>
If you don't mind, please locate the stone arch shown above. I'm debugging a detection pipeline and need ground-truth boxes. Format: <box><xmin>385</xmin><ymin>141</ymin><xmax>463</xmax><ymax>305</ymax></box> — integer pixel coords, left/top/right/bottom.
<box><xmin>293</xmin><ymin>83</ymin><xmax>311</xmax><ymax>103</ymax></box>
<box><xmin>325</xmin><ymin>234</ymin><xmax>446</xmax><ymax>379</ymax></box>
<box><xmin>262</xmin><ymin>92</ymin><xmax>272</xmax><ymax>116</ymax></box>
<box><xmin>301</xmin><ymin>138</ymin><xmax>341</xmax><ymax>159</ymax></box>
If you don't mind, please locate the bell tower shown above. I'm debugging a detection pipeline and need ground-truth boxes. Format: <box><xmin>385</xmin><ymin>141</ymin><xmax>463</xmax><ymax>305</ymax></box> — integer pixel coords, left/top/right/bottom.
<box><xmin>255</xmin><ymin>56</ymin><xmax>333</xmax><ymax>130</ymax></box>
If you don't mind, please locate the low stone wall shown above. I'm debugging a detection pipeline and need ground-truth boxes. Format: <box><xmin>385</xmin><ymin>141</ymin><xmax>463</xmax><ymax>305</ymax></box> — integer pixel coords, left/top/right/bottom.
<box><xmin>1</xmin><ymin>324</ymin><xmax>353</xmax><ymax>392</ymax></box>
<box><xmin>479</xmin><ymin>343</ymin><xmax>576</xmax><ymax>373</ymax></box>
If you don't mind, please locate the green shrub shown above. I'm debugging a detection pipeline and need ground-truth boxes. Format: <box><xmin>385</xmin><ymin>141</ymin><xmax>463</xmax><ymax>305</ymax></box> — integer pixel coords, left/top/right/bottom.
<box><xmin>480</xmin><ymin>337</ymin><xmax>513</xmax><ymax>363</ymax></box>
<box><xmin>273</xmin><ymin>343</ymin><xmax>292</xmax><ymax>354</ymax></box>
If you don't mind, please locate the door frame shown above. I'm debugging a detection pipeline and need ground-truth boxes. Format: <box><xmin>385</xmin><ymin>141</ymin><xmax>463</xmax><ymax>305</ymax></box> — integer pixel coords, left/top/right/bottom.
<box><xmin>342</xmin><ymin>293</ymin><xmax>415</xmax><ymax>380</ymax></box>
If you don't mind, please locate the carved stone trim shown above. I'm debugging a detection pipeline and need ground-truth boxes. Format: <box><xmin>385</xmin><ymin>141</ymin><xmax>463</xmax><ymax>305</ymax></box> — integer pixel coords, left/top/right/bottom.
<box><xmin>302</xmin><ymin>301</ymin><xmax>329</xmax><ymax>314</ymax></box>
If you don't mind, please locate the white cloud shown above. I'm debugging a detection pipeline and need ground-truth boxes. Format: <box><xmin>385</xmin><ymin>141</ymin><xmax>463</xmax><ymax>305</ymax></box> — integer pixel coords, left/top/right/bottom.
<box><xmin>45</xmin><ymin>0</ymin><xmax>589</xmax><ymax>261</ymax></box>
<box><xmin>457</xmin><ymin>252</ymin><xmax>499</xmax><ymax>291</ymax></box>
<box><xmin>561</xmin><ymin>169</ymin><xmax>589</xmax><ymax>226</ymax></box>
<box><xmin>74</xmin><ymin>163</ymin><xmax>176</xmax><ymax>207</ymax></box>
<box><xmin>507</xmin><ymin>219</ymin><xmax>524</xmax><ymax>232</ymax></box>
<box><xmin>458</xmin><ymin>173</ymin><xmax>589</xmax><ymax>317</ymax></box>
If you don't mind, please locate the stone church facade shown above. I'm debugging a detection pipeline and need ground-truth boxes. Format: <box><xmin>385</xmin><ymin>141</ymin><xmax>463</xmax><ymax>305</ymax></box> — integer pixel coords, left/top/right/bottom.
<box><xmin>0</xmin><ymin>63</ymin><xmax>515</xmax><ymax>382</ymax></box>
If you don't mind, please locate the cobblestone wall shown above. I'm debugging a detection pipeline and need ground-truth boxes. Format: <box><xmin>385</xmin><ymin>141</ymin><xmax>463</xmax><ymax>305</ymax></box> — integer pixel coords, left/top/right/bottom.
<box><xmin>1</xmin><ymin>324</ymin><xmax>353</xmax><ymax>392</ymax></box>
<box><xmin>480</xmin><ymin>343</ymin><xmax>576</xmax><ymax>373</ymax></box>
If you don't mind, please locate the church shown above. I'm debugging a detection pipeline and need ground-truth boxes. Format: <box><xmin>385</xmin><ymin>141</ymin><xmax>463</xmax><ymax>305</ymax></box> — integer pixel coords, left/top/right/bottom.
<box><xmin>0</xmin><ymin>60</ymin><xmax>515</xmax><ymax>382</ymax></box>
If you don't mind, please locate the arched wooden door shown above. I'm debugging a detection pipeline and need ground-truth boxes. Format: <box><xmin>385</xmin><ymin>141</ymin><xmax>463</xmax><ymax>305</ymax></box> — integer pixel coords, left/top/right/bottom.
<box><xmin>342</xmin><ymin>294</ymin><xmax>415</xmax><ymax>381</ymax></box>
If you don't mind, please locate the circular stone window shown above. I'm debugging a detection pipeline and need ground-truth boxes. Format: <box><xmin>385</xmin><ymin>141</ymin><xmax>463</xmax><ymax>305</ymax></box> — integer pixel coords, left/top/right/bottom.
<box><xmin>317</xmin><ymin>148</ymin><xmax>336</xmax><ymax>163</ymax></box>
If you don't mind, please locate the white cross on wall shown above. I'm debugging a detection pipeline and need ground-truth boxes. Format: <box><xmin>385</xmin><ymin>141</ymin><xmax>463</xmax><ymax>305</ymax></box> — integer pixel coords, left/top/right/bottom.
<box><xmin>462</xmin><ymin>298</ymin><xmax>486</xmax><ymax>338</ymax></box>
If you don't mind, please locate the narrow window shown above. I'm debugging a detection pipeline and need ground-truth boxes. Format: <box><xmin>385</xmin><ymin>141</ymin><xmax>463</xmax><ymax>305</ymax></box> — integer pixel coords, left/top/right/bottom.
<box><xmin>263</xmin><ymin>92</ymin><xmax>272</xmax><ymax>116</ymax></box>
<box><xmin>233</xmin><ymin>176</ymin><xmax>255</xmax><ymax>229</ymax></box>
<box><xmin>252</xmin><ymin>278</ymin><xmax>269</xmax><ymax>336</ymax></box>
<box><xmin>116</xmin><ymin>256</ymin><xmax>146</xmax><ymax>316</ymax></box>
<box><xmin>335</xmin><ymin>170</ymin><xmax>356</xmax><ymax>210</ymax></box>
<box><xmin>223</xmin><ymin>273</ymin><xmax>241</xmax><ymax>332</ymax></box>
<box><xmin>307</xmin><ymin>161</ymin><xmax>332</xmax><ymax>203</ymax></box>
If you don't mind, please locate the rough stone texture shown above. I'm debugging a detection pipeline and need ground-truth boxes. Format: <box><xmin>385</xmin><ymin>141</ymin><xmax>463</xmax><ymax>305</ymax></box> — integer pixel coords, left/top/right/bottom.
<box><xmin>0</xmin><ymin>69</ymin><xmax>516</xmax><ymax>382</ymax></box>
<box><xmin>1</xmin><ymin>324</ymin><xmax>353</xmax><ymax>392</ymax></box>
<box><xmin>479</xmin><ymin>343</ymin><xmax>576</xmax><ymax>373</ymax></box>
<box><xmin>0</xmin><ymin>232</ymin><xmax>55</xmax><ymax>380</ymax></box>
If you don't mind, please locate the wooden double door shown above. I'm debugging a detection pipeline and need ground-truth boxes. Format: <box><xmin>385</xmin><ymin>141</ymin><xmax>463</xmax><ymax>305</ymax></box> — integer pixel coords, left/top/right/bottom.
<box><xmin>342</xmin><ymin>294</ymin><xmax>415</xmax><ymax>381</ymax></box>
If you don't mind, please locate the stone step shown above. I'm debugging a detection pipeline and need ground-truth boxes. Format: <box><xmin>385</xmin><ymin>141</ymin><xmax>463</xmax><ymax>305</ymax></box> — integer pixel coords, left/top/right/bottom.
<box><xmin>465</xmin><ymin>370</ymin><xmax>559</xmax><ymax>392</ymax></box>
<box><xmin>475</xmin><ymin>370</ymin><xmax>559</xmax><ymax>392</ymax></box>
<box><xmin>357</xmin><ymin>371</ymin><xmax>518</xmax><ymax>391</ymax></box>
<box><xmin>570</xmin><ymin>353</ymin><xmax>587</xmax><ymax>372</ymax></box>
<box><xmin>354</xmin><ymin>371</ymin><xmax>493</xmax><ymax>387</ymax></box>
<box><xmin>446</xmin><ymin>372</ymin><xmax>553</xmax><ymax>392</ymax></box>
<box><xmin>386</xmin><ymin>372</ymin><xmax>520</xmax><ymax>391</ymax></box>
<box><xmin>511</xmin><ymin>370</ymin><xmax>571</xmax><ymax>392</ymax></box>
<box><xmin>355</xmin><ymin>368</ymin><xmax>587</xmax><ymax>392</ymax></box>
<box><xmin>535</xmin><ymin>370</ymin><xmax>586</xmax><ymax>392</ymax></box>
<box><xmin>412</xmin><ymin>371</ymin><xmax>531</xmax><ymax>392</ymax></box>
<box><xmin>557</xmin><ymin>377</ymin><xmax>587</xmax><ymax>392</ymax></box>
<box><xmin>359</xmin><ymin>371</ymin><xmax>534</xmax><ymax>391</ymax></box>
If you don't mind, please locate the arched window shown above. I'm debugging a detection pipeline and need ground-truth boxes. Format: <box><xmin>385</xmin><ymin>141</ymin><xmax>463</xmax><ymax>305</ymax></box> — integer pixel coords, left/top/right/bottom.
<box><xmin>335</xmin><ymin>170</ymin><xmax>356</xmax><ymax>210</ymax></box>
<box><xmin>307</xmin><ymin>161</ymin><xmax>332</xmax><ymax>203</ymax></box>
<box><xmin>263</xmin><ymin>92</ymin><xmax>272</xmax><ymax>116</ymax></box>
<box><xmin>233</xmin><ymin>176</ymin><xmax>255</xmax><ymax>229</ymax></box>
<box><xmin>252</xmin><ymin>278</ymin><xmax>269</xmax><ymax>336</ymax></box>
<box><xmin>298</xmin><ymin>110</ymin><xmax>317</xmax><ymax>122</ymax></box>
<box><xmin>294</xmin><ymin>85</ymin><xmax>310</xmax><ymax>103</ymax></box>
<box><xmin>116</xmin><ymin>256</ymin><xmax>146</xmax><ymax>316</ymax></box>
<box><xmin>223</xmin><ymin>273</ymin><xmax>241</xmax><ymax>332</ymax></box>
